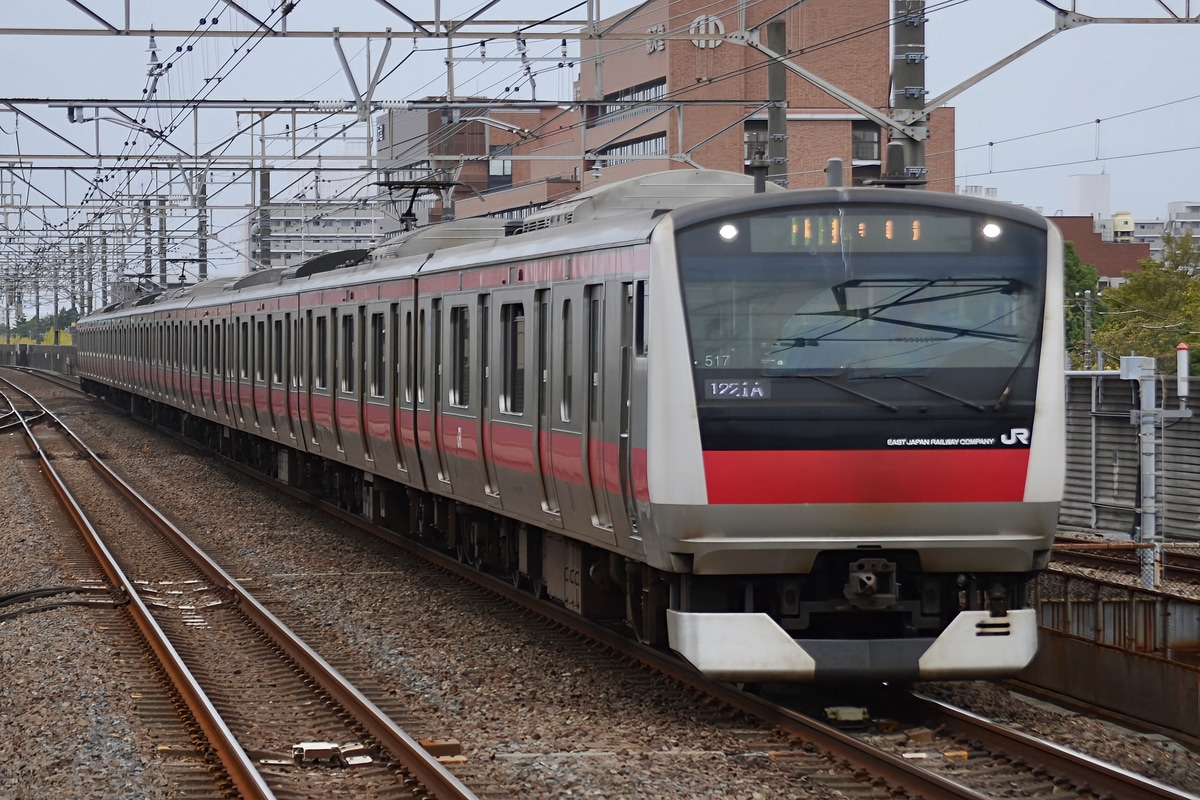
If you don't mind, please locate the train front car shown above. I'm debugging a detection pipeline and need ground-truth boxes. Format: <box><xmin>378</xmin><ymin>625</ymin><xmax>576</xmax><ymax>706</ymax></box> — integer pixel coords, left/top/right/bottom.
<box><xmin>646</xmin><ymin>188</ymin><xmax>1063</xmax><ymax>682</ymax></box>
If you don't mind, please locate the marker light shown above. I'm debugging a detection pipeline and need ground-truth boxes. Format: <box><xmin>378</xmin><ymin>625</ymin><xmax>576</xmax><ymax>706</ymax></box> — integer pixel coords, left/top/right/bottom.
<box><xmin>718</xmin><ymin>223</ymin><xmax>739</xmax><ymax>241</ymax></box>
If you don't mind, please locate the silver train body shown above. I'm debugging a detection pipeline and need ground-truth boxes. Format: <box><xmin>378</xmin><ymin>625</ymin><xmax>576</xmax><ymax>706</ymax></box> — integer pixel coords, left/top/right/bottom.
<box><xmin>76</xmin><ymin>170</ymin><xmax>1065</xmax><ymax>682</ymax></box>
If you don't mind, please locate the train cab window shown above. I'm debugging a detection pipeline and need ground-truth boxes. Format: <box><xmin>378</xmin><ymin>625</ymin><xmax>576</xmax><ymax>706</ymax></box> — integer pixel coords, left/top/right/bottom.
<box><xmin>450</xmin><ymin>305</ymin><xmax>470</xmax><ymax>407</ymax></box>
<box><xmin>561</xmin><ymin>299</ymin><xmax>573</xmax><ymax>422</ymax></box>
<box><xmin>273</xmin><ymin>318</ymin><xmax>284</xmax><ymax>384</ymax></box>
<box><xmin>370</xmin><ymin>312</ymin><xmax>386</xmax><ymax>398</ymax></box>
<box><xmin>500</xmin><ymin>302</ymin><xmax>525</xmax><ymax>415</ymax></box>
<box><xmin>341</xmin><ymin>313</ymin><xmax>355</xmax><ymax>393</ymax></box>
<box><xmin>315</xmin><ymin>315</ymin><xmax>328</xmax><ymax>390</ymax></box>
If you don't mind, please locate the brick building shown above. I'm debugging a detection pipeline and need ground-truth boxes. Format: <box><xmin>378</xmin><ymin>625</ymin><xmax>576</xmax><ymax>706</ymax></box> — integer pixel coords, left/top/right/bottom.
<box><xmin>377</xmin><ymin>0</ymin><xmax>955</xmax><ymax>221</ymax></box>
<box><xmin>1051</xmin><ymin>216</ymin><xmax>1149</xmax><ymax>288</ymax></box>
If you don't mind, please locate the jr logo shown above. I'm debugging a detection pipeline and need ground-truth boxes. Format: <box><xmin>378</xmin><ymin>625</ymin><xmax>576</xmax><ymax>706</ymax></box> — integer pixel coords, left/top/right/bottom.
<box><xmin>1001</xmin><ymin>427</ymin><xmax>1031</xmax><ymax>446</ymax></box>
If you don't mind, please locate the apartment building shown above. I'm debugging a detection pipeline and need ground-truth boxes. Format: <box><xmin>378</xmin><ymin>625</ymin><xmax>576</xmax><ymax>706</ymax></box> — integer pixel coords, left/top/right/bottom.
<box><xmin>376</xmin><ymin>0</ymin><xmax>955</xmax><ymax>222</ymax></box>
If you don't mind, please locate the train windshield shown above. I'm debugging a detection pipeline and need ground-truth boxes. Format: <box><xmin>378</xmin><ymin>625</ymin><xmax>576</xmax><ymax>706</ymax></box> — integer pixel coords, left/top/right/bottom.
<box><xmin>675</xmin><ymin>203</ymin><xmax>1048</xmax><ymax>418</ymax></box>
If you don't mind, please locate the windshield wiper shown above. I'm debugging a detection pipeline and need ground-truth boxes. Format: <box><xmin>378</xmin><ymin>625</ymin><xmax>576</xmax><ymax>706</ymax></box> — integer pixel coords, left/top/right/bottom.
<box><xmin>993</xmin><ymin>337</ymin><xmax>1039</xmax><ymax>411</ymax></box>
<box><xmin>764</xmin><ymin>337</ymin><xmax>819</xmax><ymax>359</ymax></box>
<box><xmin>767</xmin><ymin>372</ymin><xmax>897</xmax><ymax>412</ymax></box>
<box><xmin>866</xmin><ymin>374</ymin><xmax>987</xmax><ymax>412</ymax></box>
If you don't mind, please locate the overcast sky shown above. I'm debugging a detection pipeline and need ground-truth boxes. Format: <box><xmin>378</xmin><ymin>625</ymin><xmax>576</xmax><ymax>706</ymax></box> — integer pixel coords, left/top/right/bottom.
<box><xmin>1</xmin><ymin>0</ymin><xmax>1197</xmax><ymax>227</ymax></box>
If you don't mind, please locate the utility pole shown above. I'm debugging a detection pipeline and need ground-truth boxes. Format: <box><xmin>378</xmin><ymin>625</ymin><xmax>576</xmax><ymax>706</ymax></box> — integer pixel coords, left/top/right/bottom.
<box><xmin>258</xmin><ymin>168</ymin><xmax>272</xmax><ymax>270</ymax></box>
<box><xmin>766</xmin><ymin>20</ymin><xmax>788</xmax><ymax>187</ymax></box>
<box><xmin>890</xmin><ymin>0</ymin><xmax>928</xmax><ymax>187</ymax></box>
<box><xmin>197</xmin><ymin>174</ymin><xmax>208</xmax><ymax>282</ymax></box>
<box><xmin>99</xmin><ymin>235</ymin><xmax>108</xmax><ymax>310</ymax></box>
<box><xmin>143</xmin><ymin>197</ymin><xmax>153</xmax><ymax>285</ymax></box>
<box><xmin>1083</xmin><ymin>289</ymin><xmax>1094</xmax><ymax>370</ymax></box>
<box><xmin>158</xmin><ymin>196</ymin><xmax>167</xmax><ymax>286</ymax></box>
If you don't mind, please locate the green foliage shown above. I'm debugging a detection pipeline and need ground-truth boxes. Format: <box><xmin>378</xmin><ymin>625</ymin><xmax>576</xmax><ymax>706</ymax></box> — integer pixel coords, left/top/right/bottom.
<box><xmin>1063</xmin><ymin>241</ymin><xmax>1100</xmax><ymax>367</ymax></box>
<box><xmin>1092</xmin><ymin>233</ymin><xmax>1200</xmax><ymax>373</ymax></box>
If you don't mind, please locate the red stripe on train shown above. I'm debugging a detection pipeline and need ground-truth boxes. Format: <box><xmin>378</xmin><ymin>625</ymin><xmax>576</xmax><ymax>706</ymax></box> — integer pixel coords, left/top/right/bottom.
<box><xmin>702</xmin><ymin>449</ymin><xmax>1030</xmax><ymax>504</ymax></box>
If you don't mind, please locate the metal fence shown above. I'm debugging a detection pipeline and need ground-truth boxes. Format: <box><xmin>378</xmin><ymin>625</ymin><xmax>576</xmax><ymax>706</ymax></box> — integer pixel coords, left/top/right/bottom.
<box><xmin>1062</xmin><ymin>372</ymin><xmax>1200</xmax><ymax>542</ymax></box>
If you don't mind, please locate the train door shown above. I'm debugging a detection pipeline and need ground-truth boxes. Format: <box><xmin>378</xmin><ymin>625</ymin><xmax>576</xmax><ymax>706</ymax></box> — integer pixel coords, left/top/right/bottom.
<box><xmin>328</xmin><ymin>308</ymin><xmax>343</xmax><ymax>452</ymax></box>
<box><xmin>235</xmin><ymin>316</ymin><xmax>247</xmax><ymax>428</ymax></box>
<box><xmin>214</xmin><ymin>321</ymin><xmax>227</xmax><ymax>423</ymax></box>
<box><xmin>444</xmin><ymin>297</ymin><xmax>484</xmax><ymax>502</ymax></box>
<box><xmin>253</xmin><ymin>315</ymin><xmax>267</xmax><ymax>431</ymax></box>
<box><xmin>534</xmin><ymin>289</ymin><xmax>562</xmax><ymax>524</ymax></box>
<box><xmin>386</xmin><ymin>302</ymin><xmax>407</xmax><ymax>476</ymax></box>
<box><xmin>478</xmin><ymin>295</ymin><xmax>500</xmax><ymax>500</ymax></box>
<box><xmin>280</xmin><ymin>312</ymin><xmax>295</xmax><ymax>442</ymax></box>
<box><xmin>301</xmin><ymin>310</ymin><xmax>320</xmax><ymax>450</ymax></box>
<box><xmin>169</xmin><ymin>321</ymin><xmax>177</xmax><ymax>404</ymax></box>
<box><xmin>396</xmin><ymin>300</ymin><xmax>421</xmax><ymax>486</ymax></box>
<box><xmin>549</xmin><ymin>284</ymin><xmax>590</xmax><ymax>535</ymax></box>
<box><xmin>617</xmin><ymin>281</ymin><xmax>639</xmax><ymax>537</ymax></box>
<box><xmin>430</xmin><ymin>298</ymin><xmax>449</xmax><ymax>486</ymax></box>
<box><xmin>199</xmin><ymin>321</ymin><xmax>211</xmax><ymax>418</ymax></box>
<box><xmin>364</xmin><ymin>305</ymin><xmax>387</xmax><ymax>468</ymax></box>
<box><xmin>331</xmin><ymin>305</ymin><xmax>366</xmax><ymax>463</ymax></box>
<box><xmin>585</xmin><ymin>284</ymin><xmax>614</xmax><ymax>532</ymax></box>
<box><xmin>266</xmin><ymin>314</ymin><xmax>278</xmax><ymax>434</ymax></box>
<box><xmin>415</xmin><ymin>295</ymin><xmax>447</xmax><ymax>488</ymax></box>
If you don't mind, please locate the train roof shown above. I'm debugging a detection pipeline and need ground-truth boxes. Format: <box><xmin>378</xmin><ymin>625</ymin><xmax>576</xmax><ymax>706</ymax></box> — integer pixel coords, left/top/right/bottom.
<box><xmin>80</xmin><ymin>170</ymin><xmax>1051</xmax><ymax>323</ymax></box>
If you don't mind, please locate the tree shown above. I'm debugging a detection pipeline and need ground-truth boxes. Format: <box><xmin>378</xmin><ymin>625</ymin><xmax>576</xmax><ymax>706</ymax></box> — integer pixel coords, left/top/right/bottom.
<box><xmin>1092</xmin><ymin>232</ymin><xmax>1200</xmax><ymax>373</ymax></box>
<box><xmin>1063</xmin><ymin>241</ymin><xmax>1099</xmax><ymax>367</ymax></box>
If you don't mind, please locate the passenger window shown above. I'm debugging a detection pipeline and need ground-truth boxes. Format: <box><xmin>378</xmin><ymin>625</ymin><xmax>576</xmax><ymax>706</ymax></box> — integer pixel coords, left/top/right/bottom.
<box><xmin>315</xmin><ymin>316</ymin><xmax>328</xmax><ymax>389</ymax></box>
<box><xmin>501</xmin><ymin>302</ymin><xmax>525</xmax><ymax>415</ymax></box>
<box><xmin>561</xmin><ymin>299</ymin><xmax>572</xmax><ymax>422</ymax></box>
<box><xmin>450</xmin><ymin>305</ymin><xmax>470</xmax><ymax>407</ymax></box>
<box><xmin>341</xmin><ymin>314</ymin><xmax>355</xmax><ymax>393</ymax></box>
<box><xmin>370</xmin><ymin>312</ymin><xmax>386</xmax><ymax>398</ymax></box>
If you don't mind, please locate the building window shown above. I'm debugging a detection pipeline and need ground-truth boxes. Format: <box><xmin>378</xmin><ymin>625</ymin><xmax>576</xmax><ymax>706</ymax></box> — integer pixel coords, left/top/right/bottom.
<box><xmin>852</xmin><ymin>122</ymin><xmax>881</xmax><ymax>162</ymax></box>
<box><xmin>596</xmin><ymin>133</ymin><xmax>667</xmax><ymax>167</ymax></box>
<box><xmin>489</xmin><ymin>145</ymin><xmax>513</xmax><ymax>191</ymax></box>
<box><xmin>589</xmin><ymin>79</ymin><xmax>667</xmax><ymax>127</ymax></box>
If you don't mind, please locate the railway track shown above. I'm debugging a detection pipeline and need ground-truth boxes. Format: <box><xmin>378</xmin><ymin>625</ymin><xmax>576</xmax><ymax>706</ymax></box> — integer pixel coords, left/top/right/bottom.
<box><xmin>1054</xmin><ymin>535</ymin><xmax>1200</xmax><ymax>585</ymax></box>
<box><xmin>9</xmin><ymin>365</ymin><xmax>1200</xmax><ymax>799</ymax></box>
<box><xmin>232</xmin><ymin>461</ymin><xmax>1200</xmax><ymax>800</ymax></box>
<box><xmin>1</xmin><ymin>372</ymin><xmax>478</xmax><ymax>800</ymax></box>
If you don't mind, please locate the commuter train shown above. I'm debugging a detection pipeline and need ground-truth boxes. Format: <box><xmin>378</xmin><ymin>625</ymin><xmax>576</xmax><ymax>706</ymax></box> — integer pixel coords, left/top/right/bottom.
<box><xmin>75</xmin><ymin>170</ymin><xmax>1064</xmax><ymax>682</ymax></box>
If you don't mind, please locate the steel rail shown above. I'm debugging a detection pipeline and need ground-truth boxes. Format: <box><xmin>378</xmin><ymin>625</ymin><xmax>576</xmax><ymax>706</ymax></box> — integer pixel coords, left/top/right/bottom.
<box><xmin>1</xmin><ymin>381</ymin><xmax>276</xmax><ymax>800</ymax></box>
<box><xmin>3</xmin><ymin>377</ymin><xmax>478</xmax><ymax>800</ymax></box>
<box><xmin>266</xmin><ymin>479</ymin><xmax>997</xmax><ymax>800</ymax></box>
<box><xmin>914</xmin><ymin>693</ymin><xmax>1200</xmax><ymax>800</ymax></box>
<box><xmin>270</xmin><ymin>466</ymin><xmax>1200</xmax><ymax>800</ymax></box>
